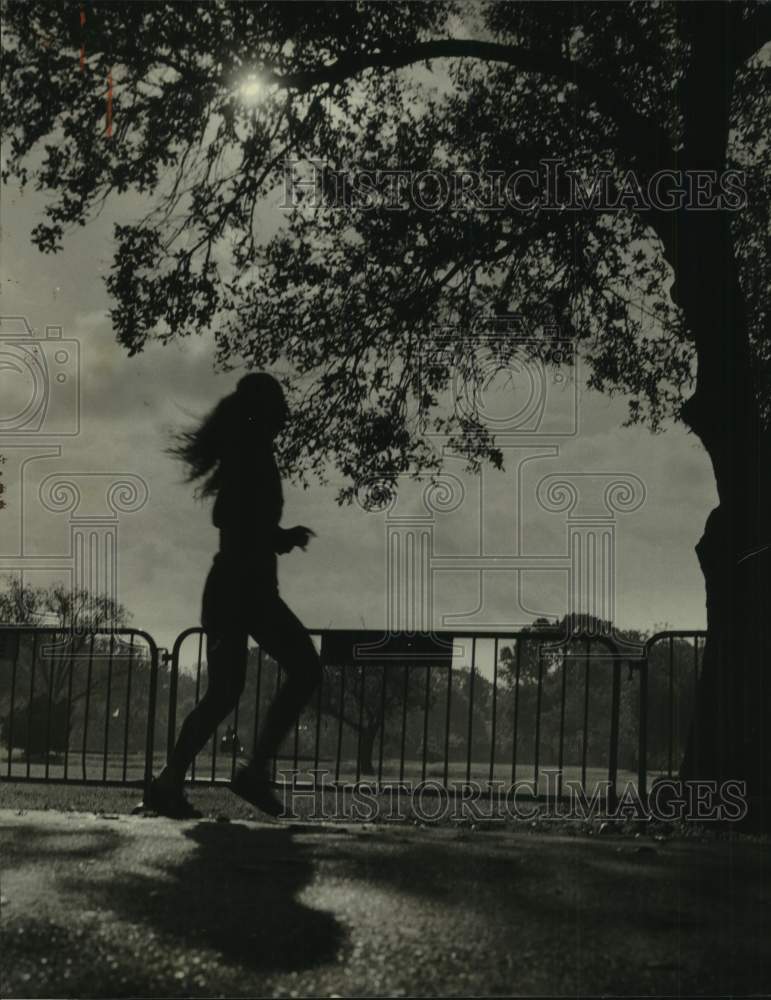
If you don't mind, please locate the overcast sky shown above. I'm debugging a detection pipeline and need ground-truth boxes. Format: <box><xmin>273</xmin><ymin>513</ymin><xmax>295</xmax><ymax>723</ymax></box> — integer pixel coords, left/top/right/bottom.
<box><xmin>0</xmin><ymin>152</ymin><xmax>716</xmax><ymax>652</ymax></box>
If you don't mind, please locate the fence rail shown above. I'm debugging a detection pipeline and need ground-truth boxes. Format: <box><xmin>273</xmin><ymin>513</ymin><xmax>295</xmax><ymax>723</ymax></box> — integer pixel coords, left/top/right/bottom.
<box><xmin>0</xmin><ymin>625</ymin><xmax>707</xmax><ymax>803</ymax></box>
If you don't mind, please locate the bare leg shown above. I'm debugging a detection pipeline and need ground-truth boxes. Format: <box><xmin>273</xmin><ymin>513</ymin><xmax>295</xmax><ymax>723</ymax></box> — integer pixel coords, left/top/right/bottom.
<box><xmin>247</xmin><ymin>597</ymin><xmax>321</xmax><ymax>772</ymax></box>
<box><xmin>160</xmin><ymin>630</ymin><xmax>248</xmax><ymax>789</ymax></box>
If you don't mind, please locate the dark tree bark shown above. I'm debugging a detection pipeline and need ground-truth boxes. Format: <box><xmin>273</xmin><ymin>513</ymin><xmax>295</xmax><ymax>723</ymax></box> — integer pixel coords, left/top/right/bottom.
<box><xmin>673</xmin><ymin>211</ymin><xmax>771</xmax><ymax>828</ymax></box>
<box><xmin>636</xmin><ymin>5</ymin><xmax>771</xmax><ymax>828</ymax></box>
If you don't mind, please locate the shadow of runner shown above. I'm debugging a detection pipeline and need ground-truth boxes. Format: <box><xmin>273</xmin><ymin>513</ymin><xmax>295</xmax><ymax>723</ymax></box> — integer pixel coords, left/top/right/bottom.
<box><xmin>59</xmin><ymin>820</ymin><xmax>344</xmax><ymax>975</ymax></box>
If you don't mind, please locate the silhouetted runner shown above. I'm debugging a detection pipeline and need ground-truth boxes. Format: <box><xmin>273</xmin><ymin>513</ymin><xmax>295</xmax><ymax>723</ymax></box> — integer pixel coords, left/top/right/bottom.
<box><xmin>145</xmin><ymin>373</ymin><xmax>321</xmax><ymax>818</ymax></box>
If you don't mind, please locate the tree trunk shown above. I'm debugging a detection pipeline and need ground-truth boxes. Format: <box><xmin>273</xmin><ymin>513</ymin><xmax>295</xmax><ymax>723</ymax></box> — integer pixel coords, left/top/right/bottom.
<box><xmin>680</xmin><ymin>497</ymin><xmax>771</xmax><ymax>827</ymax></box>
<box><xmin>673</xmin><ymin>206</ymin><xmax>771</xmax><ymax>829</ymax></box>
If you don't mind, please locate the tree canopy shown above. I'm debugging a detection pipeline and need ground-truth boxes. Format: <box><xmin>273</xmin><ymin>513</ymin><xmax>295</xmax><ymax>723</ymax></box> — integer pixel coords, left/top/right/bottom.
<box><xmin>2</xmin><ymin>1</ymin><xmax>769</xmax><ymax>499</ymax></box>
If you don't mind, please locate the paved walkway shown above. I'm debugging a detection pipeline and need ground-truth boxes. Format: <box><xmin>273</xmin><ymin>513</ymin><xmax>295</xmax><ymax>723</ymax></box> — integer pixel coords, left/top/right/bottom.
<box><xmin>1</xmin><ymin>808</ymin><xmax>770</xmax><ymax>997</ymax></box>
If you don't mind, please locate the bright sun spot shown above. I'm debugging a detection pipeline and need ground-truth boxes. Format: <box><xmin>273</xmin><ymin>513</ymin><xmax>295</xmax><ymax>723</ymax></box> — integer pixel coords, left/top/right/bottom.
<box><xmin>238</xmin><ymin>75</ymin><xmax>264</xmax><ymax>104</ymax></box>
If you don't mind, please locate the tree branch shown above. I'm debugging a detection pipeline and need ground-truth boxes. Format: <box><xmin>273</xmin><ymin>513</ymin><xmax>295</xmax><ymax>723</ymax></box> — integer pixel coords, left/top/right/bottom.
<box><xmin>269</xmin><ymin>38</ymin><xmax>674</xmax><ymax>174</ymax></box>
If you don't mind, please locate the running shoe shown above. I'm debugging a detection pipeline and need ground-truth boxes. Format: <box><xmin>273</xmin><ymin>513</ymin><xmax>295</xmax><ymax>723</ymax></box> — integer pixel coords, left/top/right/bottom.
<box><xmin>137</xmin><ymin>778</ymin><xmax>203</xmax><ymax>819</ymax></box>
<box><xmin>231</xmin><ymin>765</ymin><xmax>285</xmax><ymax>818</ymax></box>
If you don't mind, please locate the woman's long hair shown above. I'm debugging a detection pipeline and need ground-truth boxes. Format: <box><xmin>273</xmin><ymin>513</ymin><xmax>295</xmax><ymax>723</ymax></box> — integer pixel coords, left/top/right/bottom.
<box><xmin>168</xmin><ymin>373</ymin><xmax>284</xmax><ymax>499</ymax></box>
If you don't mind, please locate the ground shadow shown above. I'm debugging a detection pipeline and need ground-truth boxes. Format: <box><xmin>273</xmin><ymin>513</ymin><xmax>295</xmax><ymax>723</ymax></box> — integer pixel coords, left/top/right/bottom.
<box><xmin>0</xmin><ymin>824</ymin><xmax>125</xmax><ymax>866</ymax></box>
<box><xmin>58</xmin><ymin>820</ymin><xmax>344</xmax><ymax>976</ymax></box>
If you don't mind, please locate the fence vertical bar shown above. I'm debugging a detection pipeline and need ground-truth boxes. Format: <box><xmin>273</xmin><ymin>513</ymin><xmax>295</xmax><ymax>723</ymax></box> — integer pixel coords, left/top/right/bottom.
<box><xmin>443</xmin><ymin>660</ymin><xmax>453</xmax><ymax>787</ymax></box>
<box><xmin>143</xmin><ymin>639</ymin><xmax>160</xmax><ymax>802</ymax></box>
<box><xmin>44</xmin><ymin>635</ymin><xmax>58</xmax><ymax>780</ymax></box>
<box><xmin>421</xmin><ymin>663</ymin><xmax>431</xmax><ymax>782</ymax></box>
<box><xmin>6</xmin><ymin>632</ymin><xmax>20</xmax><ymax>777</ymax></box>
<box><xmin>399</xmin><ymin>662</ymin><xmax>410</xmax><ymax>783</ymax></box>
<box><xmin>581</xmin><ymin>638</ymin><xmax>591</xmax><ymax>789</ymax></box>
<box><xmin>102</xmin><ymin>632</ymin><xmax>114</xmax><ymax>782</ymax></box>
<box><xmin>510</xmin><ymin>638</ymin><xmax>521</xmax><ymax>784</ymax></box>
<box><xmin>668</xmin><ymin>635</ymin><xmax>674</xmax><ymax>775</ymax></box>
<box><xmin>121</xmin><ymin>635</ymin><xmax>135</xmax><ymax>782</ymax></box>
<box><xmin>489</xmin><ymin>638</ymin><xmax>499</xmax><ymax>784</ymax></box>
<box><xmin>25</xmin><ymin>632</ymin><xmax>37</xmax><ymax>779</ymax></box>
<box><xmin>334</xmin><ymin>666</ymin><xmax>345</xmax><ymax>782</ymax></box>
<box><xmin>355</xmin><ymin>664</ymin><xmax>365</xmax><ymax>783</ymax></box>
<box><xmin>533</xmin><ymin>645</ymin><xmax>544</xmax><ymax>793</ymax></box>
<box><xmin>378</xmin><ymin>664</ymin><xmax>387</xmax><ymax>783</ymax></box>
<box><xmin>466</xmin><ymin>638</ymin><xmax>476</xmax><ymax>784</ymax></box>
<box><xmin>63</xmin><ymin>641</ymin><xmax>75</xmax><ymax>781</ymax></box>
<box><xmin>638</xmin><ymin>652</ymin><xmax>649</xmax><ymax>799</ymax></box>
<box><xmin>81</xmin><ymin>634</ymin><xmax>95</xmax><ymax>781</ymax></box>
<box><xmin>608</xmin><ymin>655</ymin><xmax>621</xmax><ymax>809</ymax></box>
<box><xmin>557</xmin><ymin>650</ymin><xmax>567</xmax><ymax>799</ymax></box>
<box><xmin>191</xmin><ymin>636</ymin><xmax>203</xmax><ymax>782</ymax></box>
<box><xmin>314</xmin><ymin>656</ymin><xmax>322</xmax><ymax>772</ymax></box>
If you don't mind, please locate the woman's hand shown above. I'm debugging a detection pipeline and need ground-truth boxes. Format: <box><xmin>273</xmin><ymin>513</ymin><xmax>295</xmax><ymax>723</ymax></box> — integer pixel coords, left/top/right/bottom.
<box><xmin>287</xmin><ymin>525</ymin><xmax>316</xmax><ymax>551</ymax></box>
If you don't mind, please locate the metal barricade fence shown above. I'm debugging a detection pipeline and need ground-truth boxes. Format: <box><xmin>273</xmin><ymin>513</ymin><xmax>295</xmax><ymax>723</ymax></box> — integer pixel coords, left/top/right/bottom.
<box><xmin>0</xmin><ymin>626</ymin><xmax>160</xmax><ymax>799</ymax></box>
<box><xmin>637</xmin><ymin>630</ymin><xmax>706</xmax><ymax>797</ymax></box>
<box><xmin>0</xmin><ymin>625</ymin><xmax>708</xmax><ymax>803</ymax></box>
<box><xmin>167</xmin><ymin>627</ymin><xmax>634</xmax><ymax>800</ymax></box>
